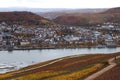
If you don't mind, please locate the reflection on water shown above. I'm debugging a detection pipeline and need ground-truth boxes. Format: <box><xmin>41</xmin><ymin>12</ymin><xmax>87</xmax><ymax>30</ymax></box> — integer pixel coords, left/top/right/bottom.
<box><xmin>0</xmin><ymin>47</ymin><xmax>120</xmax><ymax>73</ymax></box>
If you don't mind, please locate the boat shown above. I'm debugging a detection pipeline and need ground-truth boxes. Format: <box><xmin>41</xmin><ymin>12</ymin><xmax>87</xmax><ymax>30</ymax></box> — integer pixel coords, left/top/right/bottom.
<box><xmin>96</xmin><ymin>45</ymin><xmax>106</xmax><ymax>48</ymax></box>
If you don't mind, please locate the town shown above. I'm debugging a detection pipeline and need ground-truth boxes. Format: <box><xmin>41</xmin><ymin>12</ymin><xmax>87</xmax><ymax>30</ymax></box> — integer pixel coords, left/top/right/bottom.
<box><xmin>0</xmin><ymin>22</ymin><xmax>120</xmax><ymax>50</ymax></box>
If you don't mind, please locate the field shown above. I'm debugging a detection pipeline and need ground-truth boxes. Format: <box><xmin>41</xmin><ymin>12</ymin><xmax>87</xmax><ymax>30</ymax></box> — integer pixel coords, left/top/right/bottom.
<box><xmin>0</xmin><ymin>52</ymin><xmax>120</xmax><ymax>80</ymax></box>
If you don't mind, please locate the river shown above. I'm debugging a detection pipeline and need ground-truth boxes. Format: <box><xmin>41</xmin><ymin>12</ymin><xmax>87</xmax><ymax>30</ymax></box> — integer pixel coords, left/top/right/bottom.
<box><xmin>0</xmin><ymin>47</ymin><xmax>120</xmax><ymax>73</ymax></box>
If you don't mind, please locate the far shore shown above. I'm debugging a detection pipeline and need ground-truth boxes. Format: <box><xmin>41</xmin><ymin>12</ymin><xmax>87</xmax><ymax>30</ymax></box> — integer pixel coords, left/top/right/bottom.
<box><xmin>0</xmin><ymin>46</ymin><xmax>119</xmax><ymax>51</ymax></box>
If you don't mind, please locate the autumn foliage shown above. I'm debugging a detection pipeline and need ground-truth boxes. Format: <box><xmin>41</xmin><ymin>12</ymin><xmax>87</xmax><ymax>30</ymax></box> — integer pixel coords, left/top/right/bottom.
<box><xmin>49</xmin><ymin>64</ymin><xmax>104</xmax><ymax>80</ymax></box>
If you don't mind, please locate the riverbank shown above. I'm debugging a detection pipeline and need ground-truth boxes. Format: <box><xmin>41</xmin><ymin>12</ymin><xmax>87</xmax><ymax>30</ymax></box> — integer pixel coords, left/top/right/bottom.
<box><xmin>0</xmin><ymin>52</ymin><xmax>120</xmax><ymax>80</ymax></box>
<box><xmin>0</xmin><ymin>45</ymin><xmax>120</xmax><ymax>51</ymax></box>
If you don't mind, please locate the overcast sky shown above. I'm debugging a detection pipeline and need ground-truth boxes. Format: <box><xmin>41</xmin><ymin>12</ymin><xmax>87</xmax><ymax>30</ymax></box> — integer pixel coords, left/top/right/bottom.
<box><xmin>0</xmin><ymin>0</ymin><xmax>120</xmax><ymax>8</ymax></box>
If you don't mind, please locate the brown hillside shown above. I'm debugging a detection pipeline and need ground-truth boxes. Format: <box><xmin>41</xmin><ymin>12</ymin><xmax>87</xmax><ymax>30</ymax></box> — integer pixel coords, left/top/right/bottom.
<box><xmin>54</xmin><ymin>7</ymin><xmax>120</xmax><ymax>26</ymax></box>
<box><xmin>54</xmin><ymin>13</ymin><xmax>106</xmax><ymax>26</ymax></box>
<box><xmin>103</xmin><ymin>7</ymin><xmax>120</xmax><ymax>13</ymax></box>
<box><xmin>0</xmin><ymin>11</ymin><xmax>52</xmax><ymax>26</ymax></box>
<box><xmin>54</xmin><ymin>15</ymin><xmax>88</xmax><ymax>26</ymax></box>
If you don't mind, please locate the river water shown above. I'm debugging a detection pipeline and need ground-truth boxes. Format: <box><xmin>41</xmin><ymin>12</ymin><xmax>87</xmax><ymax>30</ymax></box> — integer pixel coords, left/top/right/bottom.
<box><xmin>0</xmin><ymin>47</ymin><xmax>120</xmax><ymax>73</ymax></box>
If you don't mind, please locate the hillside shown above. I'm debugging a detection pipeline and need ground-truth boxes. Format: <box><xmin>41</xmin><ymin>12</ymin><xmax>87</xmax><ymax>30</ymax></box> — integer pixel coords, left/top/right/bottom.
<box><xmin>54</xmin><ymin>13</ymin><xmax>106</xmax><ymax>26</ymax></box>
<box><xmin>0</xmin><ymin>11</ymin><xmax>52</xmax><ymax>26</ymax></box>
<box><xmin>101</xmin><ymin>7</ymin><xmax>120</xmax><ymax>23</ymax></box>
<box><xmin>103</xmin><ymin>7</ymin><xmax>120</xmax><ymax>13</ymax></box>
<box><xmin>0</xmin><ymin>52</ymin><xmax>120</xmax><ymax>80</ymax></box>
<box><xmin>37</xmin><ymin>8</ymin><xmax>106</xmax><ymax>20</ymax></box>
<box><xmin>54</xmin><ymin>7</ymin><xmax>120</xmax><ymax>26</ymax></box>
<box><xmin>54</xmin><ymin>15</ymin><xmax>90</xmax><ymax>26</ymax></box>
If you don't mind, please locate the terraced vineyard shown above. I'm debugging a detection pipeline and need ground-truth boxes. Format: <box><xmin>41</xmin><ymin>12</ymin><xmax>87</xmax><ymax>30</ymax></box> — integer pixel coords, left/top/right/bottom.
<box><xmin>0</xmin><ymin>52</ymin><xmax>120</xmax><ymax>80</ymax></box>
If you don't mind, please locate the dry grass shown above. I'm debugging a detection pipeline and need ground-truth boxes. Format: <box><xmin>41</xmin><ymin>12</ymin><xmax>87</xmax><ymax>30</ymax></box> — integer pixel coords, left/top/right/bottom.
<box><xmin>0</xmin><ymin>74</ymin><xmax>12</xmax><ymax>80</ymax></box>
<box><xmin>48</xmin><ymin>64</ymin><xmax>104</xmax><ymax>80</ymax></box>
<box><xmin>15</xmin><ymin>71</ymin><xmax>66</xmax><ymax>80</ymax></box>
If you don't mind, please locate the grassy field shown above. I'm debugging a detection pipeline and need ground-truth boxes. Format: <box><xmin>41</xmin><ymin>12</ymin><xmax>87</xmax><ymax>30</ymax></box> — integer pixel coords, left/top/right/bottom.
<box><xmin>0</xmin><ymin>52</ymin><xmax>120</xmax><ymax>80</ymax></box>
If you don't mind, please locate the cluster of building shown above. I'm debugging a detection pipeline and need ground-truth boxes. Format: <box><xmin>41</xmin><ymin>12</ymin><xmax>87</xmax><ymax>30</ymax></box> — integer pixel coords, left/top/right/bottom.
<box><xmin>0</xmin><ymin>22</ymin><xmax>120</xmax><ymax>50</ymax></box>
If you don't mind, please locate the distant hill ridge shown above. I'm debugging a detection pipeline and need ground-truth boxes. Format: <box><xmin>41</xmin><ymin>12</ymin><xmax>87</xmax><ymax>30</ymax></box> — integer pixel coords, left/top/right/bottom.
<box><xmin>103</xmin><ymin>7</ymin><xmax>120</xmax><ymax>13</ymax></box>
<box><xmin>0</xmin><ymin>7</ymin><xmax>119</xmax><ymax>26</ymax></box>
<box><xmin>54</xmin><ymin>7</ymin><xmax>120</xmax><ymax>26</ymax></box>
<box><xmin>0</xmin><ymin>11</ymin><xmax>51</xmax><ymax>26</ymax></box>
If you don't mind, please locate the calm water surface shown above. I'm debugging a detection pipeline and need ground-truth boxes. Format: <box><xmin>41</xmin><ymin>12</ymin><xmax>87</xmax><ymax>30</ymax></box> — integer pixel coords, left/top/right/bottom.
<box><xmin>0</xmin><ymin>47</ymin><xmax>120</xmax><ymax>73</ymax></box>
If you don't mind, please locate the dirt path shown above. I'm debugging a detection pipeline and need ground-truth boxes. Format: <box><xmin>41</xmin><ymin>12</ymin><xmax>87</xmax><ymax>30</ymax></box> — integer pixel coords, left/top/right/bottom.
<box><xmin>85</xmin><ymin>56</ymin><xmax>120</xmax><ymax>80</ymax></box>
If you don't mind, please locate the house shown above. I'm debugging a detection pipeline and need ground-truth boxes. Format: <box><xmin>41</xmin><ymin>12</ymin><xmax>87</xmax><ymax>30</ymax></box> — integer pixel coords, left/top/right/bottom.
<box><xmin>0</xmin><ymin>35</ymin><xmax>3</xmax><ymax>41</ymax></box>
<box><xmin>105</xmin><ymin>39</ymin><xmax>116</xmax><ymax>48</ymax></box>
<box><xmin>20</xmin><ymin>41</ymin><xmax>30</xmax><ymax>46</ymax></box>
